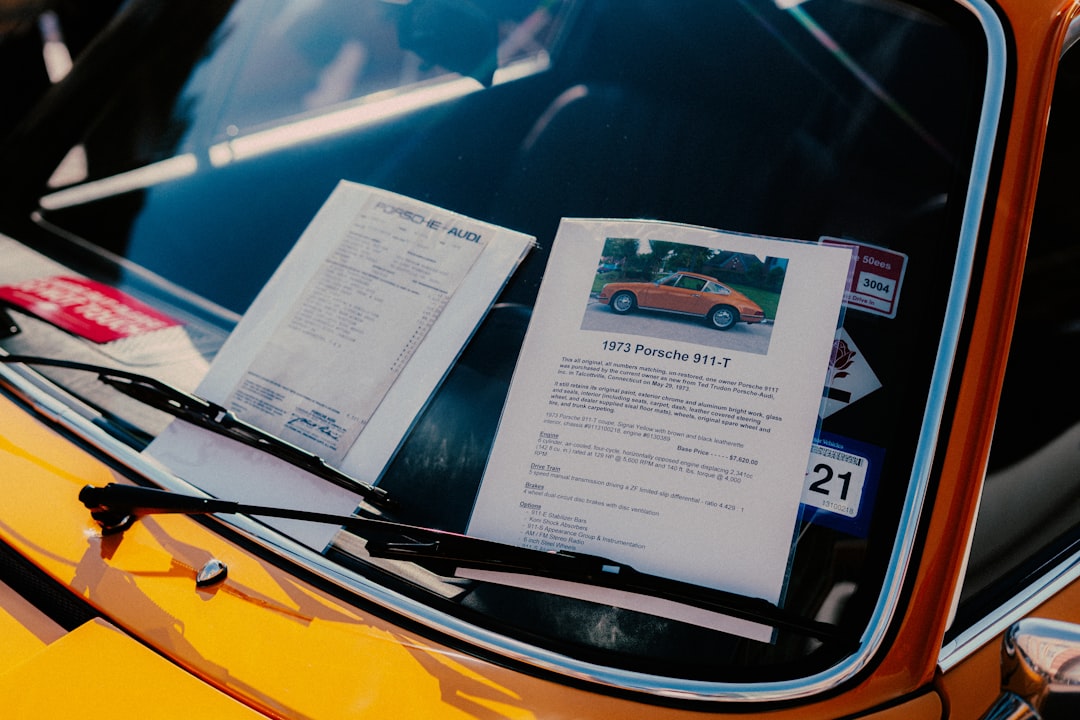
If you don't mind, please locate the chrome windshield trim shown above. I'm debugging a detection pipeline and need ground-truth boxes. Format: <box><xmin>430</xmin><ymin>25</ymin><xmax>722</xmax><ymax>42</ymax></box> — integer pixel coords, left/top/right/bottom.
<box><xmin>752</xmin><ymin>0</ymin><xmax>1007</xmax><ymax>700</ymax></box>
<box><xmin>3</xmin><ymin>0</ymin><xmax>1008</xmax><ymax>703</ymax></box>
<box><xmin>1063</xmin><ymin>13</ymin><xmax>1080</xmax><ymax>56</ymax></box>
<box><xmin>938</xmin><ymin>11</ymin><xmax>1080</xmax><ymax>676</ymax></box>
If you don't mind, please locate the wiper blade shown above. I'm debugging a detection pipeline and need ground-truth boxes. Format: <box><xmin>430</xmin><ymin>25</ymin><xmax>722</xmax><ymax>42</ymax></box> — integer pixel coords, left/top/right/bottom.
<box><xmin>1</xmin><ymin>355</ymin><xmax>394</xmax><ymax>510</ymax></box>
<box><xmin>79</xmin><ymin>483</ymin><xmax>852</xmax><ymax>645</ymax></box>
<box><xmin>370</xmin><ymin>538</ymin><xmax>853</xmax><ymax>646</ymax></box>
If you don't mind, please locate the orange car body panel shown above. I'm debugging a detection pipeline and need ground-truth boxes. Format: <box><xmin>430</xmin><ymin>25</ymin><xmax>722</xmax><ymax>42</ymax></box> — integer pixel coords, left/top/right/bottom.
<box><xmin>881</xmin><ymin>0</ymin><xmax>1075</xmax><ymax>696</ymax></box>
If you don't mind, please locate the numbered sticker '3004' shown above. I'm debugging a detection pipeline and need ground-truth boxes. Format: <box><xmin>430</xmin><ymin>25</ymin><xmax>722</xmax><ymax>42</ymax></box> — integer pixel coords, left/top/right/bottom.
<box><xmin>799</xmin><ymin>433</ymin><xmax>883</xmax><ymax>537</ymax></box>
<box><xmin>820</xmin><ymin>237</ymin><xmax>908</xmax><ymax>319</ymax></box>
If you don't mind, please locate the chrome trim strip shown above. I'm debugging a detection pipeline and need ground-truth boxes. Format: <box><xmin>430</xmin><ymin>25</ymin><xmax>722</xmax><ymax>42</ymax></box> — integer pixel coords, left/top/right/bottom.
<box><xmin>4</xmin><ymin>0</ymin><xmax>1008</xmax><ymax>703</ymax></box>
<box><xmin>939</xmin><ymin>550</ymin><xmax>1080</xmax><ymax>673</ymax></box>
<box><xmin>1063</xmin><ymin>14</ymin><xmax>1080</xmax><ymax>56</ymax></box>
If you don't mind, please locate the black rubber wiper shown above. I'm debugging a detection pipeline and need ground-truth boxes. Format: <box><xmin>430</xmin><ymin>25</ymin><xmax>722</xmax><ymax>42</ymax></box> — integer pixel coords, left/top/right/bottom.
<box><xmin>0</xmin><ymin>355</ymin><xmax>394</xmax><ymax>510</ymax></box>
<box><xmin>78</xmin><ymin>482</ymin><xmax>852</xmax><ymax>646</ymax></box>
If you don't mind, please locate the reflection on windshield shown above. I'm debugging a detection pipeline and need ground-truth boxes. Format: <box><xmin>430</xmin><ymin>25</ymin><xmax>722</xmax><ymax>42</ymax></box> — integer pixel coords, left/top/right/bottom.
<box><xmin>3</xmin><ymin>0</ymin><xmax>993</xmax><ymax>687</ymax></box>
<box><xmin>781</xmin><ymin>2</ymin><xmax>951</xmax><ymax>160</ymax></box>
<box><xmin>41</xmin><ymin>0</ymin><xmax>572</xmax><ymax>194</ymax></box>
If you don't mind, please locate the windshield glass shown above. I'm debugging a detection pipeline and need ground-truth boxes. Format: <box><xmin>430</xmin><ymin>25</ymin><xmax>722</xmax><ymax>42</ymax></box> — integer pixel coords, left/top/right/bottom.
<box><xmin>0</xmin><ymin>0</ymin><xmax>993</xmax><ymax>692</ymax></box>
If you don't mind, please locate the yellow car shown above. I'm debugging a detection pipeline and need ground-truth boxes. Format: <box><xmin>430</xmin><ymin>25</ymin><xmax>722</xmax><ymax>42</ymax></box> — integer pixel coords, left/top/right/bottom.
<box><xmin>598</xmin><ymin>272</ymin><xmax>766</xmax><ymax>330</ymax></box>
<box><xmin>1</xmin><ymin>0</ymin><xmax>1080</xmax><ymax>718</ymax></box>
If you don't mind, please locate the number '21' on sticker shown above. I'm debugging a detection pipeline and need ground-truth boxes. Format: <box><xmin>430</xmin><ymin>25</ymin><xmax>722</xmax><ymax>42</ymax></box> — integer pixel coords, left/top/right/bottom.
<box><xmin>798</xmin><ymin>433</ymin><xmax>883</xmax><ymax>537</ymax></box>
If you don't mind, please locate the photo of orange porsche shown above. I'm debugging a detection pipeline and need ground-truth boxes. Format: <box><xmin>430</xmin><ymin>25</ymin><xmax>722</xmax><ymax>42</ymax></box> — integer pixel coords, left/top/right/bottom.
<box><xmin>597</xmin><ymin>272</ymin><xmax>766</xmax><ymax>330</ymax></box>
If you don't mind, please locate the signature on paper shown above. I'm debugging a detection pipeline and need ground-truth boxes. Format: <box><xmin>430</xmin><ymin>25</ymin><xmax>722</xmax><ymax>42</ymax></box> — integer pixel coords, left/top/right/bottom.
<box><xmin>286</xmin><ymin>415</ymin><xmax>343</xmax><ymax>442</ymax></box>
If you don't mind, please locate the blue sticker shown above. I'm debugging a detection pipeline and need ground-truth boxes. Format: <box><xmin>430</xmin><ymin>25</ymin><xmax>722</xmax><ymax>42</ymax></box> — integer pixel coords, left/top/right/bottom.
<box><xmin>798</xmin><ymin>431</ymin><xmax>883</xmax><ymax>537</ymax></box>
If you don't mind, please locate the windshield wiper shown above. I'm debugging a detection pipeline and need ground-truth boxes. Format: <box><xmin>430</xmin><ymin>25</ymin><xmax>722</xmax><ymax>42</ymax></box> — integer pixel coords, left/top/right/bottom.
<box><xmin>79</xmin><ymin>482</ymin><xmax>853</xmax><ymax>646</ymax></box>
<box><xmin>0</xmin><ymin>355</ymin><xmax>394</xmax><ymax>510</ymax></box>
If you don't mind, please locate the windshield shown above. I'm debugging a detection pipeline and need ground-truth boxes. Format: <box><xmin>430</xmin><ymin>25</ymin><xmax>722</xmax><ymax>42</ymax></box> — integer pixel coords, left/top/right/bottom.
<box><xmin>0</xmin><ymin>0</ymin><xmax>995</xmax><ymax>696</ymax></box>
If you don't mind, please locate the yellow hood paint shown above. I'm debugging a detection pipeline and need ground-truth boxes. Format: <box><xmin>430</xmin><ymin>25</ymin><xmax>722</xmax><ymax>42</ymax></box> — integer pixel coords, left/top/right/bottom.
<box><xmin>0</xmin><ymin>618</ymin><xmax>263</xmax><ymax>718</ymax></box>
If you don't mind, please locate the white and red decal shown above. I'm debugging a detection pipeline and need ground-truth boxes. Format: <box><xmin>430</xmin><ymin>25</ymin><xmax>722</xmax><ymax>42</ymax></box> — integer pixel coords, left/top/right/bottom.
<box><xmin>0</xmin><ymin>276</ymin><xmax>181</xmax><ymax>343</ymax></box>
<box><xmin>822</xmin><ymin>238</ymin><xmax>907</xmax><ymax>319</ymax></box>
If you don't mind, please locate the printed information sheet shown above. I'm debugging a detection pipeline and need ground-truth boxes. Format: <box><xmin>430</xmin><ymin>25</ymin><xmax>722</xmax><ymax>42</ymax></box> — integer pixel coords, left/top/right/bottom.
<box><xmin>148</xmin><ymin>181</ymin><xmax>533</xmax><ymax>549</ymax></box>
<box><xmin>466</xmin><ymin>219</ymin><xmax>851</xmax><ymax>637</ymax></box>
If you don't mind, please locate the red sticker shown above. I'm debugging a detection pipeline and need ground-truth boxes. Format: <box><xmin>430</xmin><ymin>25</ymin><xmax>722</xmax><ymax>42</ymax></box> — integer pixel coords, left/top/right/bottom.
<box><xmin>0</xmin><ymin>276</ymin><xmax>181</xmax><ymax>343</ymax></box>
<box><xmin>821</xmin><ymin>238</ymin><xmax>908</xmax><ymax>319</ymax></box>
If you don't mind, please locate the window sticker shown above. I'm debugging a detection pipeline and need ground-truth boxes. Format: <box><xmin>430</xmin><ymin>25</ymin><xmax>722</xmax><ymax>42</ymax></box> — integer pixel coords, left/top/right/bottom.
<box><xmin>821</xmin><ymin>238</ymin><xmax>908</xmax><ymax>318</ymax></box>
<box><xmin>147</xmin><ymin>181</ymin><xmax>534</xmax><ymax>549</ymax></box>
<box><xmin>0</xmin><ymin>275</ymin><xmax>182</xmax><ymax>343</ymax></box>
<box><xmin>466</xmin><ymin>218</ymin><xmax>852</xmax><ymax>639</ymax></box>
<box><xmin>799</xmin><ymin>432</ymin><xmax>883</xmax><ymax>537</ymax></box>
<box><xmin>821</xmin><ymin>328</ymin><xmax>881</xmax><ymax>418</ymax></box>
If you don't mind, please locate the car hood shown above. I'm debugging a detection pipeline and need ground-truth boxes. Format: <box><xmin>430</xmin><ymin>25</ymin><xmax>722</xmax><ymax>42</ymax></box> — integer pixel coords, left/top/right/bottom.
<box><xmin>0</xmin><ymin>392</ymin><xmax>653</xmax><ymax>718</ymax></box>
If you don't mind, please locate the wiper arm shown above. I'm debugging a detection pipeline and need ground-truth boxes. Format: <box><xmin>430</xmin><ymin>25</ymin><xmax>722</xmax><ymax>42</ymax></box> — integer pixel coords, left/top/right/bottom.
<box><xmin>0</xmin><ymin>355</ymin><xmax>394</xmax><ymax>510</ymax></box>
<box><xmin>79</xmin><ymin>483</ymin><xmax>852</xmax><ymax>645</ymax></box>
